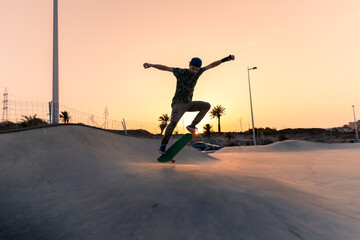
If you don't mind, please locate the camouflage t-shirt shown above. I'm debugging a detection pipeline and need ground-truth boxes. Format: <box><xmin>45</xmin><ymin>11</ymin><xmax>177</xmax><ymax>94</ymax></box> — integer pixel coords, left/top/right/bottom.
<box><xmin>172</xmin><ymin>67</ymin><xmax>206</xmax><ymax>103</ymax></box>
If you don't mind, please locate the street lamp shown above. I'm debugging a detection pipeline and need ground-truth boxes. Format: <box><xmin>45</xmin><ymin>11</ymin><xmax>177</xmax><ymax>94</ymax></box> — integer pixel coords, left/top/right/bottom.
<box><xmin>52</xmin><ymin>0</ymin><xmax>59</xmax><ymax>124</ymax></box>
<box><xmin>352</xmin><ymin>105</ymin><xmax>359</xmax><ymax>143</ymax></box>
<box><xmin>248</xmin><ymin>67</ymin><xmax>257</xmax><ymax>145</ymax></box>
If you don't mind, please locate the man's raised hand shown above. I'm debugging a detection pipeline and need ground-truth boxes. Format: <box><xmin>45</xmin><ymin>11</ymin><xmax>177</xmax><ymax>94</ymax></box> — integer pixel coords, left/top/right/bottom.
<box><xmin>143</xmin><ymin>63</ymin><xmax>152</xmax><ymax>69</ymax></box>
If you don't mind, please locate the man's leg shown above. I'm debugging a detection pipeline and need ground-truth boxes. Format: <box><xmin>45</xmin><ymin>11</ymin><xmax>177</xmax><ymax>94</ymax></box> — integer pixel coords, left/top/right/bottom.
<box><xmin>184</xmin><ymin>101</ymin><xmax>211</xmax><ymax>134</ymax></box>
<box><xmin>161</xmin><ymin>102</ymin><xmax>188</xmax><ymax>146</ymax></box>
<box><xmin>188</xmin><ymin>101</ymin><xmax>211</xmax><ymax>126</ymax></box>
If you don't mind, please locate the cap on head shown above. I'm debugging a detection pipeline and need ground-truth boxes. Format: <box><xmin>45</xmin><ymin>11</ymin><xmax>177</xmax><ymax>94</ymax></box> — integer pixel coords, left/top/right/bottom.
<box><xmin>189</xmin><ymin>57</ymin><xmax>202</xmax><ymax>68</ymax></box>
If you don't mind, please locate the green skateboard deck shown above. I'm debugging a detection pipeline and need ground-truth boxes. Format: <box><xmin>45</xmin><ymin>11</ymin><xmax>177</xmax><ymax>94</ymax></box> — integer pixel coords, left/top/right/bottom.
<box><xmin>157</xmin><ymin>133</ymin><xmax>193</xmax><ymax>163</ymax></box>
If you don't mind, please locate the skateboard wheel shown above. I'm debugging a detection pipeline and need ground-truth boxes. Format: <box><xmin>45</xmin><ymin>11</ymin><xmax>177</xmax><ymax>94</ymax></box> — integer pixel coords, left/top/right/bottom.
<box><xmin>171</xmin><ymin>159</ymin><xmax>175</xmax><ymax>163</ymax></box>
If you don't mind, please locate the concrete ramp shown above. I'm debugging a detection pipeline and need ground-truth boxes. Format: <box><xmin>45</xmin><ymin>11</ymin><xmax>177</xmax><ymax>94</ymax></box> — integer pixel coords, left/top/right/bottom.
<box><xmin>263</xmin><ymin>140</ymin><xmax>360</xmax><ymax>152</ymax></box>
<box><xmin>219</xmin><ymin>139</ymin><xmax>360</xmax><ymax>152</ymax></box>
<box><xmin>1</xmin><ymin>125</ymin><xmax>214</xmax><ymax>164</ymax></box>
<box><xmin>1</xmin><ymin>125</ymin><xmax>359</xmax><ymax>239</ymax></box>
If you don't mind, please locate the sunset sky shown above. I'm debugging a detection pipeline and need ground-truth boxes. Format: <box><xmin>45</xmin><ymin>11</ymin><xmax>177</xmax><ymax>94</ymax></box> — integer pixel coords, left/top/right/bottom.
<box><xmin>1</xmin><ymin>0</ymin><xmax>359</xmax><ymax>132</ymax></box>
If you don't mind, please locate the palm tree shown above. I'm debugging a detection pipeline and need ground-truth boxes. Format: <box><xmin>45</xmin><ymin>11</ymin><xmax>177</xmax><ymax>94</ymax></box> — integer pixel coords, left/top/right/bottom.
<box><xmin>209</xmin><ymin>105</ymin><xmax>225</xmax><ymax>133</ymax></box>
<box><xmin>21</xmin><ymin>114</ymin><xmax>47</xmax><ymax>127</ymax></box>
<box><xmin>203</xmin><ymin>123</ymin><xmax>213</xmax><ymax>137</ymax></box>
<box><xmin>158</xmin><ymin>113</ymin><xmax>170</xmax><ymax>135</ymax></box>
<box><xmin>60</xmin><ymin>111</ymin><xmax>71</xmax><ymax>123</ymax></box>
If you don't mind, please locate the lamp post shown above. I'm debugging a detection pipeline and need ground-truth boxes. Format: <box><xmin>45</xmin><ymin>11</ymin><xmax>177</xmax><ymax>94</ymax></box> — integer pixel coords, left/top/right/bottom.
<box><xmin>352</xmin><ymin>105</ymin><xmax>359</xmax><ymax>143</ymax></box>
<box><xmin>248</xmin><ymin>67</ymin><xmax>257</xmax><ymax>145</ymax></box>
<box><xmin>52</xmin><ymin>0</ymin><xmax>59</xmax><ymax>124</ymax></box>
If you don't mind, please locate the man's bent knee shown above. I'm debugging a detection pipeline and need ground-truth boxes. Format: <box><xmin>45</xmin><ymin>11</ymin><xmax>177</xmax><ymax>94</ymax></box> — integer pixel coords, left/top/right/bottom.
<box><xmin>205</xmin><ymin>102</ymin><xmax>211</xmax><ymax>111</ymax></box>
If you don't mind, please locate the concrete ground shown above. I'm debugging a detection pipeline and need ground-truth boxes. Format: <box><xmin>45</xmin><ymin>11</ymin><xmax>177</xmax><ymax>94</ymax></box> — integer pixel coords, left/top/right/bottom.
<box><xmin>1</xmin><ymin>125</ymin><xmax>359</xmax><ymax>239</ymax></box>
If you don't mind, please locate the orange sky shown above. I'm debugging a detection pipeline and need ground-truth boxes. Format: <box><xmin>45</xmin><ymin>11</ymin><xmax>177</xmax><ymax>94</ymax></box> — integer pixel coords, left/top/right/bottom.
<box><xmin>1</xmin><ymin>0</ymin><xmax>360</xmax><ymax>132</ymax></box>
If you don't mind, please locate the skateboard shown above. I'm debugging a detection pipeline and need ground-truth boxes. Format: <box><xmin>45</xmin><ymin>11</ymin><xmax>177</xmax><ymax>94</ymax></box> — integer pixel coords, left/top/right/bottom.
<box><xmin>157</xmin><ymin>133</ymin><xmax>193</xmax><ymax>163</ymax></box>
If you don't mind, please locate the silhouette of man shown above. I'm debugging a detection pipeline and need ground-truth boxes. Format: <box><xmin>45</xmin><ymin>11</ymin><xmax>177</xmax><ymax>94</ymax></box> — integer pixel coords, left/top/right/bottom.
<box><xmin>144</xmin><ymin>55</ymin><xmax>235</xmax><ymax>154</ymax></box>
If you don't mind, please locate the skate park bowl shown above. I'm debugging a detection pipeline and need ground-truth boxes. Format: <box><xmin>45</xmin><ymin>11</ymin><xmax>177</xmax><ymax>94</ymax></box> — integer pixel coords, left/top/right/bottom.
<box><xmin>1</xmin><ymin>125</ymin><xmax>360</xmax><ymax>239</ymax></box>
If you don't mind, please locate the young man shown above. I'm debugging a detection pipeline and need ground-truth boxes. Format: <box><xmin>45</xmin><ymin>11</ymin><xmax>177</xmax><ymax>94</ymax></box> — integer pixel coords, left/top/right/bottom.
<box><xmin>143</xmin><ymin>55</ymin><xmax>235</xmax><ymax>154</ymax></box>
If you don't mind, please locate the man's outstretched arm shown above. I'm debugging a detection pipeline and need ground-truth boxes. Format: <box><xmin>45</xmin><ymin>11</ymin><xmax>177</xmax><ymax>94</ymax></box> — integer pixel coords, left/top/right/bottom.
<box><xmin>204</xmin><ymin>55</ymin><xmax>235</xmax><ymax>71</ymax></box>
<box><xmin>143</xmin><ymin>63</ymin><xmax>173</xmax><ymax>72</ymax></box>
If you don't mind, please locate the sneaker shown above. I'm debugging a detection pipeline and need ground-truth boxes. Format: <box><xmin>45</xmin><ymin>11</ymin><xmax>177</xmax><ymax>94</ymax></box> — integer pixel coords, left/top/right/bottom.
<box><xmin>159</xmin><ymin>144</ymin><xmax>166</xmax><ymax>155</ymax></box>
<box><xmin>186</xmin><ymin>124</ymin><xmax>197</xmax><ymax>135</ymax></box>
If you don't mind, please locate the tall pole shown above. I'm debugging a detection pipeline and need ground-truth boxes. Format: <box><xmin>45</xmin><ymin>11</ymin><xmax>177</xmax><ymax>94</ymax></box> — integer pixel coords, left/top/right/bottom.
<box><xmin>239</xmin><ymin>118</ymin><xmax>243</xmax><ymax>132</ymax></box>
<box><xmin>2</xmin><ymin>88</ymin><xmax>8</xmax><ymax>122</ymax></box>
<box><xmin>52</xmin><ymin>0</ymin><xmax>59</xmax><ymax>124</ymax></box>
<box><xmin>248</xmin><ymin>67</ymin><xmax>257</xmax><ymax>145</ymax></box>
<box><xmin>352</xmin><ymin>105</ymin><xmax>359</xmax><ymax>142</ymax></box>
